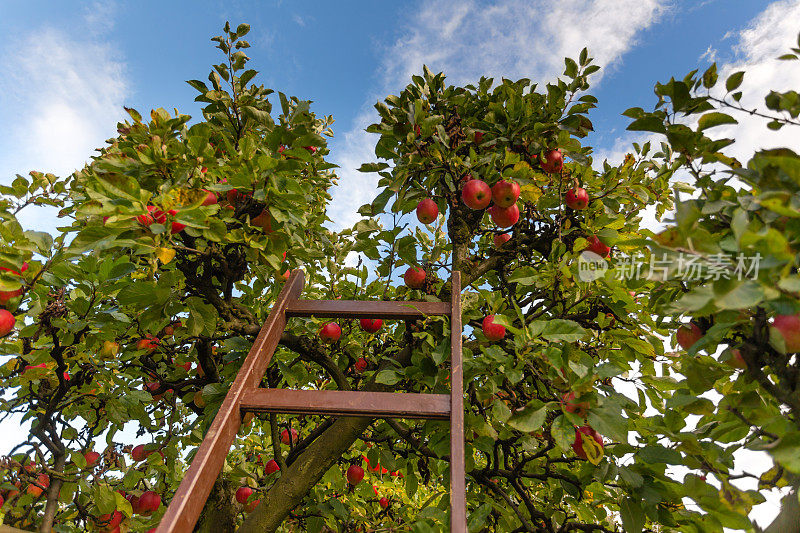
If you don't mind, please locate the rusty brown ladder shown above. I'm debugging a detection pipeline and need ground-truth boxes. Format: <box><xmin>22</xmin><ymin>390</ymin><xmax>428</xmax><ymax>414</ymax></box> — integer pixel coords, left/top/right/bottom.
<box><xmin>156</xmin><ymin>269</ymin><xmax>466</xmax><ymax>532</ymax></box>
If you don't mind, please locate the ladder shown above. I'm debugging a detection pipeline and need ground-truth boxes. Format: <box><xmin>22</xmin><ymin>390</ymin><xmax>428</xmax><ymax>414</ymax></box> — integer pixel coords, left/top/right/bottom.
<box><xmin>156</xmin><ymin>269</ymin><xmax>467</xmax><ymax>532</ymax></box>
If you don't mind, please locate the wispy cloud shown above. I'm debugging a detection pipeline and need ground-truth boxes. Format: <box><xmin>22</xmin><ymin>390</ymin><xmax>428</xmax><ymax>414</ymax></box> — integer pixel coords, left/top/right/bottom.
<box><xmin>328</xmin><ymin>0</ymin><xmax>668</xmax><ymax>229</ymax></box>
<box><xmin>0</xmin><ymin>18</ymin><xmax>128</xmax><ymax>230</ymax></box>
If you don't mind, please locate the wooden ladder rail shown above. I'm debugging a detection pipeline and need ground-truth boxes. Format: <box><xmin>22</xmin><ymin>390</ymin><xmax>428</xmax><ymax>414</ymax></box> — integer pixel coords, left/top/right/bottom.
<box><xmin>156</xmin><ymin>269</ymin><xmax>466</xmax><ymax>532</ymax></box>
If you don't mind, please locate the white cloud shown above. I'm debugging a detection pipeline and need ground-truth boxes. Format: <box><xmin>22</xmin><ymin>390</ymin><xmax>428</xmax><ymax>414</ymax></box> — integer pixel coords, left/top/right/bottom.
<box><xmin>0</xmin><ymin>24</ymin><xmax>128</xmax><ymax>231</ymax></box>
<box><xmin>328</xmin><ymin>0</ymin><xmax>669</xmax><ymax>229</ymax></box>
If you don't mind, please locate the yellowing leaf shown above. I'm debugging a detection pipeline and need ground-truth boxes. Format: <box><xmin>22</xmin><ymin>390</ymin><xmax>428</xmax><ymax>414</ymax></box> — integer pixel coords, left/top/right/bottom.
<box><xmin>520</xmin><ymin>184</ymin><xmax>542</xmax><ymax>205</ymax></box>
<box><xmin>156</xmin><ymin>247</ymin><xmax>176</xmax><ymax>264</ymax></box>
<box><xmin>581</xmin><ymin>432</ymin><xmax>604</xmax><ymax>465</ymax></box>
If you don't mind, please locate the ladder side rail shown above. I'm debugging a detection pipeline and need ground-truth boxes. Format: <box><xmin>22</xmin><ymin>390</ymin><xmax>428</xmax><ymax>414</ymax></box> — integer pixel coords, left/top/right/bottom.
<box><xmin>156</xmin><ymin>270</ymin><xmax>306</xmax><ymax>533</ymax></box>
<box><xmin>449</xmin><ymin>271</ymin><xmax>467</xmax><ymax>532</ymax></box>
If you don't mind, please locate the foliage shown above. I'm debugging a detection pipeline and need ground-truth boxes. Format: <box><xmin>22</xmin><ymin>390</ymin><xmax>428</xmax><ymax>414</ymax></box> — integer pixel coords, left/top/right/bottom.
<box><xmin>1</xmin><ymin>21</ymin><xmax>800</xmax><ymax>533</ymax></box>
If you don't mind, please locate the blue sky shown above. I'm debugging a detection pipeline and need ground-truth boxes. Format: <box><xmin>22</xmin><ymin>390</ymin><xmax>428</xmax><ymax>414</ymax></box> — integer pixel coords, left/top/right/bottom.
<box><xmin>1</xmin><ymin>0</ymin><xmax>800</xmax><ymax>528</ymax></box>
<box><xmin>0</xmin><ymin>0</ymin><xmax>793</xmax><ymax>231</ymax></box>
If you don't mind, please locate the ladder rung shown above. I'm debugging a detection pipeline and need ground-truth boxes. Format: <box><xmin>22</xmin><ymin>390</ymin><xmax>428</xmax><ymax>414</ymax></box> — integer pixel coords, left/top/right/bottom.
<box><xmin>240</xmin><ymin>389</ymin><xmax>451</xmax><ymax>420</ymax></box>
<box><xmin>285</xmin><ymin>300</ymin><xmax>450</xmax><ymax>319</ymax></box>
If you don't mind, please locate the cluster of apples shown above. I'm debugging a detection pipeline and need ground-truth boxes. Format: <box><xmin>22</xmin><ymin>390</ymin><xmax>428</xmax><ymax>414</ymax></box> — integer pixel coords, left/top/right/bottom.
<box><xmin>0</xmin><ymin>262</ymin><xmax>28</xmax><ymax>338</ymax></box>
<box><xmin>676</xmin><ymin>313</ymin><xmax>800</xmax><ymax>366</ymax></box>
<box><xmin>558</xmin><ymin>391</ymin><xmax>604</xmax><ymax>460</ymax></box>
<box><xmin>318</xmin><ymin>318</ymin><xmax>383</xmax><ymax>343</ymax></box>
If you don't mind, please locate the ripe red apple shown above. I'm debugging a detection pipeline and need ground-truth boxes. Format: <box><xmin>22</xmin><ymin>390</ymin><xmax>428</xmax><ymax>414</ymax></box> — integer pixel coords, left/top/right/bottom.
<box><xmin>354</xmin><ymin>357</ymin><xmax>368</xmax><ymax>372</ymax></box>
<box><xmin>727</xmin><ymin>349</ymin><xmax>747</xmax><ymax>370</ymax></box>
<box><xmin>572</xmin><ymin>426</ymin><xmax>603</xmax><ymax>460</ymax></box>
<box><xmin>491</xmin><ymin>180</ymin><xmax>520</xmax><ymax>208</ymax></box>
<box><xmin>541</xmin><ymin>149</ymin><xmax>564</xmax><ymax>173</ymax></box>
<box><xmin>489</xmin><ymin>204</ymin><xmax>520</xmax><ymax>228</ymax></box>
<box><xmin>565</xmin><ymin>187</ymin><xmax>589</xmax><ymax>210</ymax></box>
<box><xmin>771</xmin><ymin>313</ymin><xmax>800</xmax><ymax>352</ymax></box>
<box><xmin>137</xmin><ymin>205</ymin><xmax>158</xmax><ymax>226</ymax></box>
<box><xmin>245</xmin><ymin>498</ymin><xmax>260</xmax><ymax>512</ymax></box>
<box><xmin>281</xmin><ymin>428</ymin><xmax>299</xmax><ymax>446</ymax></box>
<box><xmin>416</xmin><ymin>198</ymin><xmax>439</xmax><ymax>224</ymax></box>
<box><xmin>493</xmin><ymin>233</ymin><xmax>512</xmax><ymax>249</ymax></box>
<box><xmin>461</xmin><ymin>179</ymin><xmax>492</xmax><ymax>210</ymax></box>
<box><xmin>474</xmin><ymin>131</ymin><xmax>484</xmax><ymax>144</ymax></box>
<box><xmin>131</xmin><ymin>444</ymin><xmax>149</xmax><ymax>462</ymax></box>
<box><xmin>482</xmin><ymin>315</ymin><xmax>506</xmax><ymax>341</ymax></box>
<box><xmin>360</xmin><ymin>318</ymin><xmax>382</xmax><ymax>333</ymax></box>
<box><xmin>265</xmin><ymin>459</ymin><xmax>280</xmax><ymax>474</ymax></box>
<box><xmin>235</xmin><ymin>486</ymin><xmax>254</xmax><ymax>504</ymax></box>
<box><xmin>98</xmin><ymin>510</ymin><xmax>123</xmax><ymax>529</ymax></box>
<box><xmin>584</xmin><ymin>235</ymin><xmax>610</xmax><ymax>258</ymax></box>
<box><xmin>304</xmin><ymin>146</ymin><xmax>317</xmax><ymax>153</ymax></box>
<box><xmin>201</xmin><ymin>190</ymin><xmax>217</xmax><ymax>206</ymax></box>
<box><xmin>166</xmin><ymin>209</ymin><xmax>186</xmax><ymax>234</ymax></box>
<box><xmin>138</xmin><ymin>490</ymin><xmax>161</xmax><ymax>513</ymax></box>
<box><xmin>319</xmin><ymin>322</ymin><xmax>341</xmax><ymax>343</ymax></box>
<box><xmin>201</xmin><ymin>166</ymin><xmax>208</xmax><ymax>174</ymax></box>
<box><xmin>404</xmin><ymin>267</ymin><xmax>426</xmax><ymax>289</ymax></box>
<box><xmin>137</xmin><ymin>337</ymin><xmax>158</xmax><ymax>353</ymax></box>
<box><xmin>346</xmin><ymin>464</ymin><xmax>365</xmax><ymax>485</ymax></box>
<box><xmin>676</xmin><ymin>322</ymin><xmax>703</xmax><ymax>351</ymax></box>
<box><xmin>26</xmin><ymin>473</ymin><xmax>49</xmax><ymax>497</ymax></box>
<box><xmin>0</xmin><ymin>309</ymin><xmax>15</xmax><ymax>337</ymax></box>
<box><xmin>379</xmin><ymin>496</ymin><xmax>389</xmax><ymax>509</ymax></box>
<box><xmin>561</xmin><ymin>392</ymin><xmax>589</xmax><ymax>418</ymax></box>
<box><xmin>84</xmin><ymin>451</ymin><xmax>101</xmax><ymax>468</ymax></box>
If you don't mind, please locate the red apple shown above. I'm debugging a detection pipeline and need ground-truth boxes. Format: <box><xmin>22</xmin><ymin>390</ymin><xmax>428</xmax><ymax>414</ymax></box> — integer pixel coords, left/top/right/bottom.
<box><xmin>561</xmin><ymin>392</ymin><xmax>589</xmax><ymax>418</ymax></box>
<box><xmin>541</xmin><ymin>149</ymin><xmax>564</xmax><ymax>173</ymax></box>
<box><xmin>565</xmin><ymin>187</ymin><xmax>589</xmax><ymax>210</ymax></box>
<box><xmin>98</xmin><ymin>510</ymin><xmax>123</xmax><ymax>529</ymax></box>
<box><xmin>201</xmin><ymin>190</ymin><xmax>217</xmax><ymax>206</ymax></box>
<box><xmin>404</xmin><ymin>267</ymin><xmax>426</xmax><ymax>289</ymax></box>
<box><xmin>493</xmin><ymin>233</ymin><xmax>512</xmax><ymax>249</ymax></box>
<box><xmin>491</xmin><ymin>180</ymin><xmax>520</xmax><ymax>208</ymax></box>
<box><xmin>379</xmin><ymin>496</ymin><xmax>389</xmax><ymax>509</ymax></box>
<box><xmin>84</xmin><ymin>451</ymin><xmax>101</xmax><ymax>468</ymax></box>
<box><xmin>584</xmin><ymin>235</ymin><xmax>610</xmax><ymax>258</ymax></box>
<box><xmin>482</xmin><ymin>315</ymin><xmax>506</xmax><ymax>341</ymax></box>
<box><xmin>245</xmin><ymin>498</ymin><xmax>260</xmax><ymax>512</ymax></box>
<box><xmin>676</xmin><ymin>322</ymin><xmax>703</xmax><ymax>351</ymax></box>
<box><xmin>461</xmin><ymin>179</ymin><xmax>492</xmax><ymax>210</ymax></box>
<box><xmin>265</xmin><ymin>459</ymin><xmax>280</xmax><ymax>474</ymax></box>
<box><xmin>137</xmin><ymin>205</ymin><xmax>157</xmax><ymax>226</ymax></box>
<box><xmin>354</xmin><ymin>357</ymin><xmax>368</xmax><ymax>372</ymax></box>
<box><xmin>139</xmin><ymin>490</ymin><xmax>161</xmax><ymax>513</ymax></box>
<box><xmin>137</xmin><ymin>337</ymin><xmax>158</xmax><ymax>353</ymax></box>
<box><xmin>131</xmin><ymin>444</ymin><xmax>149</xmax><ymax>462</ymax></box>
<box><xmin>304</xmin><ymin>146</ymin><xmax>317</xmax><ymax>153</ymax></box>
<box><xmin>489</xmin><ymin>204</ymin><xmax>520</xmax><ymax>228</ymax></box>
<box><xmin>26</xmin><ymin>473</ymin><xmax>49</xmax><ymax>497</ymax></box>
<box><xmin>235</xmin><ymin>486</ymin><xmax>254</xmax><ymax>504</ymax></box>
<box><xmin>0</xmin><ymin>309</ymin><xmax>15</xmax><ymax>336</ymax></box>
<box><xmin>416</xmin><ymin>198</ymin><xmax>439</xmax><ymax>224</ymax></box>
<box><xmin>0</xmin><ymin>494</ymin><xmax>4</xmax><ymax>508</ymax></box>
<box><xmin>572</xmin><ymin>425</ymin><xmax>603</xmax><ymax>460</ymax></box>
<box><xmin>201</xmin><ymin>166</ymin><xmax>208</xmax><ymax>174</ymax></box>
<box><xmin>360</xmin><ymin>319</ymin><xmax>382</xmax><ymax>333</ymax></box>
<box><xmin>281</xmin><ymin>428</ymin><xmax>299</xmax><ymax>446</ymax></box>
<box><xmin>346</xmin><ymin>464</ymin><xmax>365</xmax><ymax>485</ymax></box>
<box><xmin>168</xmin><ymin>209</ymin><xmax>186</xmax><ymax>234</ymax></box>
<box><xmin>474</xmin><ymin>131</ymin><xmax>484</xmax><ymax>144</ymax></box>
<box><xmin>771</xmin><ymin>314</ymin><xmax>800</xmax><ymax>352</ymax></box>
<box><xmin>319</xmin><ymin>322</ymin><xmax>341</xmax><ymax>343</ymax></box>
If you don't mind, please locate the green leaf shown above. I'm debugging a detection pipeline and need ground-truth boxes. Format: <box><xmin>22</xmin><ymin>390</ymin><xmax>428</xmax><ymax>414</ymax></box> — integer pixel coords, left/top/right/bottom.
<box><xmin>637</xmin><ymin>445</ymin><xmax>683</xmax><ymax>465</ymax></box>
<box><xmin>726</xmin><ymin>71</ymin><xmax>745</xmax><ymax>92</ymax></box>
<box><xmin>698</xmin><ymin>112</ymin><xmax>738</xmax><ymax>131</ymax></box>
<box><xmin>374</xmin><ymin>370</ymin><xmax>402</xmax><ymax>386</ymax></box>
<box><xmin>619</xmin><ymin>498</ymin><xmax>646</xmax><ymax>533</ymax></box>
<box><xmin>551</xmin><ymin>415</ymin><xmax>574</xmax><ymax>452</ymax></box>
<box><xmin>540</xmin><ymin>320</ymin><xmax>586</xmax><ymax>343</ymax></box>
<box><xmin>627</xmin><ymin>117</ymin><xmax>666</xmax><ymax>134</ymax></box>
<box><xmin>507</xmin><ymin>406</ymin><xmax>547</xmax><ymax>433</ymax></box>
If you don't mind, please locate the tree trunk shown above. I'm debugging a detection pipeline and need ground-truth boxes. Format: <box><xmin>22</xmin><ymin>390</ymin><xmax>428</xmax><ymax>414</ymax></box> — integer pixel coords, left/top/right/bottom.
<box><xmin>197</xmin><ymin>478</ymin><xmax>237</xmax><ymax>533</ymax></box>
<box><xmin>38</xmin><ymin>454</ymin><xmax>66</xmax><ymax>533</ymax></box>
<box><xmin>238</xmin><ymin>415</ymin><xmax>374</xmax><ymax>532</ymax></box>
